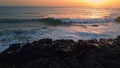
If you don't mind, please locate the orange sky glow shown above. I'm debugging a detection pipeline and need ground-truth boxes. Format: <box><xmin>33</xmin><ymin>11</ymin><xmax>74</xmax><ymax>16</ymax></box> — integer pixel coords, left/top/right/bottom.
<box><xmin>0</xmin><ymin>0</ymin><xmax>120</xmax><ymax>7</ymax></box>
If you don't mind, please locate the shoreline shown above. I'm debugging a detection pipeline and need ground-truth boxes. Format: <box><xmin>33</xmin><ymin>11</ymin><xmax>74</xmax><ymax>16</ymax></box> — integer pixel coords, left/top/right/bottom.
<box><xmin>0</xmin><ymin>36</ymin><xmax>120</xmax><ymax>68</ymax></box>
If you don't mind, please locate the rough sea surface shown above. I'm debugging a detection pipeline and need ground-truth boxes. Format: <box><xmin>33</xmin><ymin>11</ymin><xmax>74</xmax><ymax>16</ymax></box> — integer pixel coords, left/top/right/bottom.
<box><xmin>0</xmin><ymin>6</ymin><xmax>120</xmax><ymax>51</ymax></box>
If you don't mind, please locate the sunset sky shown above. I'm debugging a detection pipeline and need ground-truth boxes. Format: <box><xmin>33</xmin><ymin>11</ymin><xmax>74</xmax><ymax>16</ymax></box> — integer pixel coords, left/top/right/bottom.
<box><xmin>0</xmin><ymin>0</ymin><xmax>120</xmax><ymax>7</ymax></box>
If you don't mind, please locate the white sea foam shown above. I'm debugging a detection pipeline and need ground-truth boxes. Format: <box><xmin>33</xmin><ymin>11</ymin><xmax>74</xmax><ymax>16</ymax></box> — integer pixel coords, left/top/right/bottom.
<box><xmin>54</xmin><ymin>17</ymin><xmax>115</xmax><ymax>23</ymax></box>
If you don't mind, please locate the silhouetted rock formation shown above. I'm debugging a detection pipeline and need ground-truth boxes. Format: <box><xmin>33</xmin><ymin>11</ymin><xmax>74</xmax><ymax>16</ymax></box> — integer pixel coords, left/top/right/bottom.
<box><xmin>115</xmin><ymin>17</ymin><xmax>120</xmax><ymax>22</ymax></box>
<box><xmin>0</xmin><ymin>37</ymin><xmax>120</xmax><ymax>68</ymax></box>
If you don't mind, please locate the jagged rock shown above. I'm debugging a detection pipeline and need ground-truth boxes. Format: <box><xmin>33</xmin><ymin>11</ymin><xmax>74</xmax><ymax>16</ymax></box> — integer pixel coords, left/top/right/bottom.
<box><xmin>117</xmin><ymin>36</ymin><xmax>120</xmax><ymax>44</ymax></box>
<box><xmin>0</xmin><ymin>36</ymin><xmax>120</xmax><ymax>68</ymax></box>
<box><xmin>115</xmin><ymin>36</ymin><xmax>120</xmax><ymax>45</ymax></box>
<box><xmin>2</xmin><ymin>43</ymin><xmax>21</xmax><ymax>54</ymax></box>
<box><xmin>115</xmin><ymin>17</ymin><xmax>120</xmax><ymax>22</ymax></box>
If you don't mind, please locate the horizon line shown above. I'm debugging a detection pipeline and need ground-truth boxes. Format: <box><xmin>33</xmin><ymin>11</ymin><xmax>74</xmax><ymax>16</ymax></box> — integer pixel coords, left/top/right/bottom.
<box><xmin>0</xmin><ymin>5</ymin><xmax>120</xmax><ymax>8</ymax></box>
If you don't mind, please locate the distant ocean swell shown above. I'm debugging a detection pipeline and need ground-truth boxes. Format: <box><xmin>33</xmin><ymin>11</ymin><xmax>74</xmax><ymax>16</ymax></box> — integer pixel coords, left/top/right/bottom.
<box><xmin>0</xmin><ymin>17</ymin><xmax>115</xmax><ymax>24</ymax></box>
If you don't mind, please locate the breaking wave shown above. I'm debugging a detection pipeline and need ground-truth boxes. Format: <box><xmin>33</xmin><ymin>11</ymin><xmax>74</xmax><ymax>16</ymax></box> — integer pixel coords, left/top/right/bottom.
<box><xmin>0</xmin><ymin>17</ymin><xmax>115</xmax><ymax>24</ymax></box>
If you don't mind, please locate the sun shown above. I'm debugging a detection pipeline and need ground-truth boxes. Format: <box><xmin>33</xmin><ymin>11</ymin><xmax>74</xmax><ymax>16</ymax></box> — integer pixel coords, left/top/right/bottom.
<box><xmin>88</xmin><ymin>0</ymin><xmax>105</xmax><ymax>3</ymax></box>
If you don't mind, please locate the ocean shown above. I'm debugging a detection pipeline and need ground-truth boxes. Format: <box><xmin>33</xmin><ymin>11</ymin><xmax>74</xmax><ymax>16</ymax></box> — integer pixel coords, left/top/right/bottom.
<box><xmin>0</xmin><ymin>6</ymin><xmax>120</xmax><ymax>51</ymax></box>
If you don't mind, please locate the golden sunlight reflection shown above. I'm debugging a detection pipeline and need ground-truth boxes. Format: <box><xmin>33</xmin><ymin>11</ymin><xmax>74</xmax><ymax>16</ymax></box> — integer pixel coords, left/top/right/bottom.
<box><xmin>67</xmin><ymin>25</ymin><xmax>105</xmax><ymax>34</ymax></box>
<box><xmin>88</xmin><ymin>9</ymin><xmax>111</xmax><ymax>19</ymax></box>
<box><xmin>46</xmin><ymin>8</ymin><xmax>111</xmax><ymax>19</ymax></box>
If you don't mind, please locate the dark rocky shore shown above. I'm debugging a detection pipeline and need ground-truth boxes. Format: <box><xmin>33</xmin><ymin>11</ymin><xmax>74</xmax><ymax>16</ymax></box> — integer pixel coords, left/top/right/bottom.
<box><xmin>0</xmin><ymin>36</ymin><xmax>120</xmax><ymax>68</ymax></box>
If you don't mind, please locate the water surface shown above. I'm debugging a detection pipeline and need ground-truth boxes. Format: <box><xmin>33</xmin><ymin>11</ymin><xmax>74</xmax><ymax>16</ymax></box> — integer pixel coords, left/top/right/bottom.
<box><xmin>0</xmin><ymin>6</ymin><xmax>120</xmax><ymax>52</ymax></box>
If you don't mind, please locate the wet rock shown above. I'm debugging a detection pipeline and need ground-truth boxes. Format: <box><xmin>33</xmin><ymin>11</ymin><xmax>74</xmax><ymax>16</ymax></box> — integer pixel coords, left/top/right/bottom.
<box><xmin>115</xmin><ymin>17</ymin><xmax>120</xmax><ymax>22</ymax></box>
<box><xmin>91</xmin><ymin>25</ymin><xmax>99</xmax><ymax>27</ymax></box>
<box><xmin>32</xmin><ymin>38</ymin><xmax>53</xmax><ymax>45</ymax></box>
<box><xmin>114</xmin><ymin>36</ymin><xmax>120</xmax><ymax>45</ymax></box>
<box><xmin>117</xmin><ymin>36</ymin><xmax>120</xmax><ymax>44</ymax></box>
<box><xmin>2</xmin><ymin>43</ymin><xmax>21</xmax><ymax>54</ymax></box>
<box><xmin>0</xmin><ymin>36</ymin><xmax>120</xmax><ymax>68</ymax></box>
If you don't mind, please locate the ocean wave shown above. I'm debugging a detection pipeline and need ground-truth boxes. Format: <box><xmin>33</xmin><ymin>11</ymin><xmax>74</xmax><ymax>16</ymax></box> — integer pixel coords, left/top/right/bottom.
<box><xmin>57</xmin><ymin>18</ymin><xmax>114</xmax><ymax>23</ymax></box>
<box><xmin>0</xmin><ymin>17</ymin><xmax>115</xmax><ymax>24</ymax></box>
<box><xmin>0</xmin><ymin>18</ymin><xmax>31</xmax><ymax>23</ymax></box>
<box><xmin>0</xmin><ymin>22</ymin><xmax>120</xmax><ymax>52</ymax></box>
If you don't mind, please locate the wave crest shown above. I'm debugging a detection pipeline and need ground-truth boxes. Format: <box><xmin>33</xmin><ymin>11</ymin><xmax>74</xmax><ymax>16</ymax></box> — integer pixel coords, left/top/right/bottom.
<box><xmin>0</xmin><ymin>17</ymin><xmax>115</xmax><ymax>24</ymax></box>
